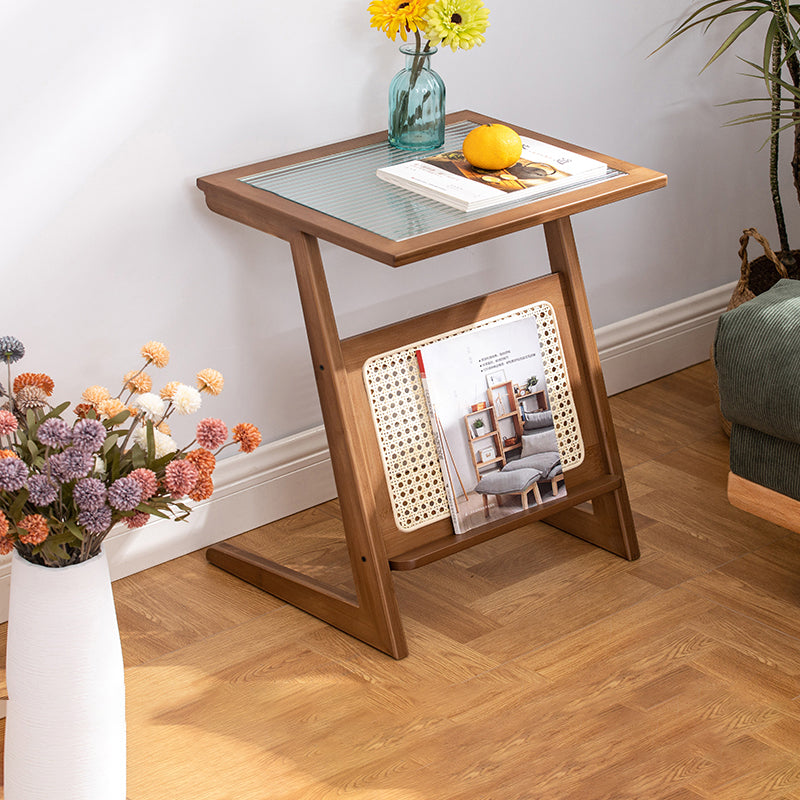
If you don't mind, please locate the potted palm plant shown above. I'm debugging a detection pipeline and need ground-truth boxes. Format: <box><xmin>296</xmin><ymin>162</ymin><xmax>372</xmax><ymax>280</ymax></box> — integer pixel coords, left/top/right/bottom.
<box><xmin>654</xmin><ymin>0</ymin><xmax>800</xmax><ymax>292</ymax></box>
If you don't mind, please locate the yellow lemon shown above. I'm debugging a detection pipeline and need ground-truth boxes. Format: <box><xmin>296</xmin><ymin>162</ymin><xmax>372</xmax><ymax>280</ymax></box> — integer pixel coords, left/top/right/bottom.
<box><xmin>462</xmin><ymin>124</ymin><xmax>523</xmax><ymax>171</ymax></box>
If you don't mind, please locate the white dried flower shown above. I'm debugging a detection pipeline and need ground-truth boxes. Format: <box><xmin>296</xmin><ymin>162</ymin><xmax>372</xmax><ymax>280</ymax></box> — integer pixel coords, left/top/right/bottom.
<box><xmin>172</xmin><ymin>384</ymin><xmax>202</xmax><ymax>415</ymax></box>
<box><xmin>133</xmin><ymin>426</ymin><xmax>178</xmax><ymax>459</ymax></box>
<box><xmin>136</xmin><ymin>392</ymin><xmax>166</xmax><ymax>421</ymax></box>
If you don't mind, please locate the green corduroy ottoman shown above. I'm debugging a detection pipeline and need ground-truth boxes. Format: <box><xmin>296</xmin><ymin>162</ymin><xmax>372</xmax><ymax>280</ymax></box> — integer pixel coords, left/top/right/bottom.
<box><xmin>714</xmin><ymin>278</ymin><xmax>800</xmax><ymax>532</ymax></box>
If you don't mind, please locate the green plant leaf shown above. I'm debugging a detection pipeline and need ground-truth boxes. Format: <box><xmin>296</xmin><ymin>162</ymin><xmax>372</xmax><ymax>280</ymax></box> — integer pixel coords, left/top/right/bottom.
<box><xmin>106</xmin><ymin>410</ymin><xmax>130</xmax><ymax>427</ymax></box>
<box><xmin>103</xmin><ymin>433</ymin><xmax>119</xmax><ymax>454</ymax></box>
<box><xmin>65</xmin><ymin>520</ymin><xmax>85</xmax><ymax>542</ymax></box>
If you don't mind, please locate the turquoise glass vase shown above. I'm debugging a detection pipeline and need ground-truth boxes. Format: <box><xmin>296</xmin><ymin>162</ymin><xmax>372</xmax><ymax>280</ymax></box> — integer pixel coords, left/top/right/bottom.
<box><xmin>388</xmin><ymin>44</ymin><xmax>445</xmax><ymax>151</ymax></box>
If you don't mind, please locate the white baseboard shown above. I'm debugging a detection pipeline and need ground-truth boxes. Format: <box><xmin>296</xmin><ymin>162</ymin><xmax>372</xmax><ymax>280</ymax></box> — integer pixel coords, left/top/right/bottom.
<box><xmin>0</xmin><ymin>427</ymin><xmax>338</xmax><ymax>626</ymax></box>
<box><xmin>0</xmin><ymin>282</ymin><xmax>734</xmax><ymax>630</ymax></box>
<box><xmin>596</xmin><ymin>282</ymin><xmax>735</xmax><ymax>395</ymax></box>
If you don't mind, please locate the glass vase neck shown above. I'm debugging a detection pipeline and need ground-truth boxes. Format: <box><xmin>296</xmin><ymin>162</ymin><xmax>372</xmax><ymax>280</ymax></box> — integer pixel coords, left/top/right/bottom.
<box><xmin>400</xmin><ymin>43</ymin><xmax>438</xmax><ymax>60</ymax></box>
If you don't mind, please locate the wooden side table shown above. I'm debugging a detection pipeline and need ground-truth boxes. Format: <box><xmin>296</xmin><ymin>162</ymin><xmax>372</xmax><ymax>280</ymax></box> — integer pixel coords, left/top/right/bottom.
<box><xmin>197</xmin><ymin>110</ymin><xmax>666</xmax><ymax>659</ymax></box>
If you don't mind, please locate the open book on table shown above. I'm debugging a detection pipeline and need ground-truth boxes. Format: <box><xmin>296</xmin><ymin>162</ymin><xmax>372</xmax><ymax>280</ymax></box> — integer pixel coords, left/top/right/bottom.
<box><xmin>377</xmin><ymin>136</ymin><xmax>608</xmax><ymax>212</ymax></box>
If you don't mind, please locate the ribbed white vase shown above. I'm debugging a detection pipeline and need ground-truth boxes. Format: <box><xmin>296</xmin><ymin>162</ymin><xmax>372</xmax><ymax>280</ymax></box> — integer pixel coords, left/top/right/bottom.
<box><xmin>4</xmin><ymin>549</ymin><xmax>126</xmax><ymax>800</ymax></box>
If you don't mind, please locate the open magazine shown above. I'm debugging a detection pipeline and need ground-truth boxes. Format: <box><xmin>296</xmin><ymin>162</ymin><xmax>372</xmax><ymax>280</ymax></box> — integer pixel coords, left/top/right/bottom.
<box><xmin>416</xmin><ymin>315</ymin><xmax>567</xmax><ymax>535</ymax></box>
<box><xmin>377</xmin><ymin>136</ymin><xmax>609</xmax><ymax>212</ymax></box>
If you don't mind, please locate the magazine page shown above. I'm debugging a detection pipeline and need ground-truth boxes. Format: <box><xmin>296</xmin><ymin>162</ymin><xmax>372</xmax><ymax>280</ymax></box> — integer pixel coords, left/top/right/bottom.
<box><xmin>417</xmin><ymin>315</ymin><xmax>567</xmax><ymax>535</ymax></box>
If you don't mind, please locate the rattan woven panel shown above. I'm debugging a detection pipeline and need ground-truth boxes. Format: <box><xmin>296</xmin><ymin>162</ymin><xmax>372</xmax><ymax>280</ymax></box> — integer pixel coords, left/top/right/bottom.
<box><xmin>363</xmin><ymin>302</ymin><xmax>584</xmax><ymax>532</ymax></box>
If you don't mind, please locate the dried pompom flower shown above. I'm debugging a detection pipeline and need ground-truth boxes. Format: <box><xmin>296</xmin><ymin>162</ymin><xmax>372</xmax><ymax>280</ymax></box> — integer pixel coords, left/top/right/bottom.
<box><xmin>141</xmin><ymin>341</ymin><xmax>170</xmax><ymax>368</ymax></box>
<box><xmin>133</xmin><ymin>426</ymin><xmax>178</xmax><ymax>459</ymax></box>
<box><xmin>232</xmin><ymin>423</ymin><xmax>262</xmax><ymax>453</ymax></box>
<box><xmin>18</xmin><ymin>514</ymin><xmax>49</xmax><ymax>545</ymax></box>
<box><xmin>71</xmin><ymin>418</ymin><xmax>107</xmax><ymax>453</ymax></box>
<box><xmin>37</xmin><ymin>418</ymin><xmax>72</xmax><ymax>448</ymax></box>
<box><xmin>73</xmin><ymin>477</ymin><xmax>108</xmax><ymax>511</ymax></box>
<box><xmin>27</xmin><ymin>474</ymin><xmax>59</xmax><ymax>507</ymax></box>
<box><xmin>196</xmin><ymin>368</ymin><xmax>224</xmax><ymax>396</ymax></box>
<box><xmin>172</xmin><ymin>384</ymin><xmax>202</xmax><ymax>415</ymax></box>
<box><xmin>0</xmin><ymin>458</ymin><xmax>27</xmax><ymax>491</ymax></box>
<box><xmin>15</xmin><ymin>385</ymin><xmax>48</xmax><ymax>411</ymax></box>
<box><xmin>13</xmin><ymin>373</ymin><xmax>55</xmax><ymax>396</ymax></box>
<box><xmin>128</xmin><ymin>468</ymin><xmax>158</xmax><ymax>501</ymax></box>
<box><xmin>196</xmin><ymin>418</ymin><xmax>228</xmax><ymax>450</ymax></box>
<box><xmin>107</xmin><ymin>476</ymin><xmax>143</xmax><ymax>511</ymax></box>
<box><xmin>73</xmin><ymin>403</ymin><xmax>94</xmax><ymax>419</ymax></box>
<box><xmin>136</xmin><ymin>393</ymin><xmax>166</xmax><ymax>421</ymax></box>
<box><xmin>186</xmin><ymin>448</ymin><xmax>216</xmax><ymax>479</ymax></box>
<box><xmin>82</xmin><ymin>385</ymin><xmax>110</xmax><ymax>406</ymax></box>
<box><xmin>124</xmin><ymin>511</ymin><xmax>150</xmax><ymax>529</ymax></box>
<box><xmin>123</xmin><ymin>370</ymin><xmax>153</xmax><ymax>394</ymax></box>
<box><xmin>48</xmin><ymin>448</ymin><xmax>93</xmax><ymax>483</ymax></box>
<box><xmin>188</xmin><ymin>475</ymin><xmax>214</xmax><ymax>501</ymax></box>
<box><xmin>164</xmin><ymin>459</ymin><xmax>199</xmax><ymax>498</ymax></box>
<box><xmin>159</xmin><ymin>381</ymin><xmax>180</xmax><ymax>400</ymax></box>
<box><xmin>0</xmin><ymin>409</ymin><xmax>18</xmax><ymax>437</ymax></box>
<box><xmin>0</xmin><ymin>336</ymin><xmax>25</xmax><ymax>364</ymax></box>
<box><xmin>100</xmin><ymin>397</ymin><xmax>128</xmax><ymax>420</ymax></box>
<box><xmin>77</xmin><ymin>504</ymin><xmax>112</xmax><ymax>535</ymax></box>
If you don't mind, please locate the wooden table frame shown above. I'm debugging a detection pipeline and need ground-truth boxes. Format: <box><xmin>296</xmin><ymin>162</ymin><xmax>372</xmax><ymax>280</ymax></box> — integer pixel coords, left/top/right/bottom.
<box><xmin>197</xmin><ymin>110</ymin><xmax>667</xmax><ymax>659</ymax></box>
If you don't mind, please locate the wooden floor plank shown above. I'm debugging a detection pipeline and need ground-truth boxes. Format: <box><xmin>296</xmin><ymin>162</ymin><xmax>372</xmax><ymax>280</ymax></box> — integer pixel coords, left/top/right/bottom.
<box><xmin>3</xmin><ymin>360</ymin><xmax>800</xmax><ymax>799</ymax></box>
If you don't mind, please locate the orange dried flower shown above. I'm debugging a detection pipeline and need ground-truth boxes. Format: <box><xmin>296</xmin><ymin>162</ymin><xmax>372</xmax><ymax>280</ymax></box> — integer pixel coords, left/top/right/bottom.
<box><xmin>160</xmin><ymin>381</ymin><xmax>181</xmax><ymax>400</ymax></box>
<box><xmin>73</xmin><ymin>403</ymin><xmax>94</xmax><ymax>418</ymax></box>
<box><xmin>196</xmin><ymin>368</ymin><xmax>224</xmax><ymax>396</ymax></box>
<box><xmin>82</xmin><ymin>385</ymin><xmax>110</xmax><ymax>406</ymax></box>
<box><xmin>13</xmin><ymin>372</ymin><xmax>55</xmax><ymax>396</ymax></box>
<box><xmin>0</xmin><ymin>450</ymin><xmax>18</xmax><ymax>459</ymax></box>
<box><xmin>188</xmin><ymin>475</ymin><xmax>214</xmax><ymax>501</ymax></box>
<box><xmin>157</xmin><ymin>420</ymin><xmax>171</xmax><ymax>435</ymax></box>
<box><xmin>141</xmin><ymin>341</ymin><xmax>170</xmax><ymax>368</ymax></box>
<box><xmin>0</xmin><ymin>535</ymin><xmax>14</xmax><ymax>556</ymax></box>
<box><xmin>123</xmin><ymin>370</ymin><xmax>152</xmax><ymax>394</ymax></box>
<box><xmin>0</xmin><ymin>510</ymin><xmax>8</xmax><ymax>537</ymax></box>
<box><xmin>186</xmin><ymin>448</ymin><xmax>216</xmax><ymax>479</ymax></box>
<box><xmin>18</xmin><ymin>514</ymin><xmax>49</xmax><ymax>545</ymax></box>
<box><xmin>232</xmin><ymin>423</ymin><xmax>261</xmax><ymax>453</ymax></box>
<box><xmin>100</xmin><ymin>397</ymin><xmax>128</xmax><ymax>419</ymax></box>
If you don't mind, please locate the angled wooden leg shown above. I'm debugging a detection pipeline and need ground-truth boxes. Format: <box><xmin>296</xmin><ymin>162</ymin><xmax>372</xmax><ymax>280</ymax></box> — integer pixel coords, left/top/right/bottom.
<box><xmin>542</xmin><ymin>217</ymin><xmax>639</xmax><ymax>561</ymax></box>
<box><xmin>208</xmin><ymin>232</ymin><xmax>408</xmax><ymax>659</ymax></box>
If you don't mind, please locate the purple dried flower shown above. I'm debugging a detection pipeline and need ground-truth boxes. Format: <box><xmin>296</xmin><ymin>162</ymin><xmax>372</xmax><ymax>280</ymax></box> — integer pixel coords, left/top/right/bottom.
<box><xmin>0</xmin><ymin>458</ymin><xmax>27</xmax><ymax>491</ymax></box>
<box><xmin>73</xmin><ymin>477</ymin><xmax>108</xmax><ymax>511</ymax></box>
<box><xmin>77</xmin><ymin>504</ymin><xmax>112</xmax><ymax>535</ymax></box>
<box><xmin>27</xmin><ymin>474</ymin><xmax>58</xmax><ymax>506</ymax></box>
<box><xmin>48</xmin><ymin>448</ymin><xmax>93</xmax><ymax>484</ymax></box>
<box><xmin>71</xmin><ymin>418</ymin><xmax>107</xmax><ymax>453</ymax></box>
<box><xmin>37</xmin><ymin>418</ymin><xmax>73</xmax><ymax>448</ymax></box>
<box><xmin>107</xmin><ymin>476</ymin><xmax>142</xmax><ymax>511</ymax></box>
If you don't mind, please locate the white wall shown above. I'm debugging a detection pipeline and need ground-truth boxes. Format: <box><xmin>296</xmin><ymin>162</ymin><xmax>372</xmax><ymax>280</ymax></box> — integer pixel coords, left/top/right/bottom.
<box><xmin>2</xmin><ymin>1</ymin><xmax>794</xmax><ymax>465</ymax></box>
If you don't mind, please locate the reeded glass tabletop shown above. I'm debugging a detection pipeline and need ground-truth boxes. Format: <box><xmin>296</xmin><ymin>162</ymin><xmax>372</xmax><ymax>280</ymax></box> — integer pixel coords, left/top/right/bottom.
<box><xmin>240</xmin><ymin>120</ymin><xmax>625</xmax><ymax>243</ymax></box>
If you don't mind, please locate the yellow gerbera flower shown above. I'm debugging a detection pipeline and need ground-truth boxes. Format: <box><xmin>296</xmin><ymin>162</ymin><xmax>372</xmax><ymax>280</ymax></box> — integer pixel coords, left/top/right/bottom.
<box><xmin>425</xmin><ymin>0</ymin><xmax>489</xmax><ymax>51</ymax></box>
<box><xmin>369</xmin><ymin>0</ymin><xmax>429</xmax><ymax>42</ymax></box>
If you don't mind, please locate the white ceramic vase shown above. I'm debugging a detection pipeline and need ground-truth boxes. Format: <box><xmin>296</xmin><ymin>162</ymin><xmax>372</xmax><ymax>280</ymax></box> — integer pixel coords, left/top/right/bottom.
<box><xmin>4</xmin><ymin>549</ymin><xmax>126</xmax><ymax>799</ymax></box>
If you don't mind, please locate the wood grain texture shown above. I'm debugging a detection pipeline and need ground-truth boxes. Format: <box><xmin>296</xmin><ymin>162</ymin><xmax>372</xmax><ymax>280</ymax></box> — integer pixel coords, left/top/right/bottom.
<box><xmin>197</xmin><ymin>110</ymin><xmax>666</xmax><ymax>268</ymax></box>
<box><xmin>3</xmin><ymin>361</ymin><xmax>800</xmax><ymax>799</ymax></box>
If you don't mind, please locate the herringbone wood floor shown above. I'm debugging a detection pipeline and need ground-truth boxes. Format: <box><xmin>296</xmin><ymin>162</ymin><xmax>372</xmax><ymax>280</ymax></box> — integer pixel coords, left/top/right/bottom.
<box><xmin>4</xmin><ymin>361</ymin><xmax>800</xmax><ymax>799</ymax></box>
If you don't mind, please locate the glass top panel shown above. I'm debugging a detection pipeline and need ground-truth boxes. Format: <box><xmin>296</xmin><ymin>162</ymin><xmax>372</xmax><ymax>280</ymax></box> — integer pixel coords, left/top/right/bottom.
<box><xmin>240</xmin><ymin>120</ymin><xmax>625</xmax><ymax>242</ymax></box>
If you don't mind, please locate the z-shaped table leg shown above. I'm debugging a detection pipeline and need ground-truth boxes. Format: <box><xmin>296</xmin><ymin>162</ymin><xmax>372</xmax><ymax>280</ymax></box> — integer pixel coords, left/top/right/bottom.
<box><xmin>207</xmin><ymin>231</ymin><xmax>408</xmax><ymax>659</ymax></box>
